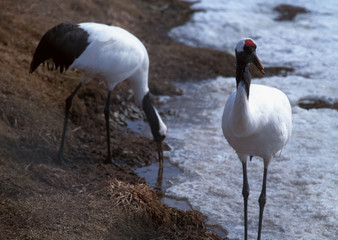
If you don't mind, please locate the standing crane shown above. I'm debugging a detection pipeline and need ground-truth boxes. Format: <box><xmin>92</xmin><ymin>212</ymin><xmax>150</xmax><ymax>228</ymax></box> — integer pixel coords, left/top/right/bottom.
<box><xmin>222</xmin><ymin>39</ymin><xmax>292</xmax><ymax>240</ymax></box>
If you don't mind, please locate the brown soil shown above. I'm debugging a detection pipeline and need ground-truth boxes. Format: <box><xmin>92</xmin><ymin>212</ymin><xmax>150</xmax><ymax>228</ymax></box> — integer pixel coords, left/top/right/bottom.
<box><xmin>298</xmin><ymin>96</ymin><xmax>338</xmax><ymax>110</ymax></box>
<box><xmin>274</xmin><ymin>4</ymin><xmax>309</xmax><ymax>21</ymax></box>
<box><xmin>0</xmin><ymin>0</ymin><xmax>292</xmax><ymax>239</ymax></box>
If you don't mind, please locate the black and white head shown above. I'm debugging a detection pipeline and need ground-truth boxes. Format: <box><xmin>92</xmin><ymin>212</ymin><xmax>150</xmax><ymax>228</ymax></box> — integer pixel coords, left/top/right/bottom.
<box><xmin>150</xmin><ymin>108</ymin><xmax>167</xmax><ymax>143</ymax></box>
<box><xmin>235</xmin><ymin>38</ymin><xmax>265</xmax><ymax>75</ymax></box>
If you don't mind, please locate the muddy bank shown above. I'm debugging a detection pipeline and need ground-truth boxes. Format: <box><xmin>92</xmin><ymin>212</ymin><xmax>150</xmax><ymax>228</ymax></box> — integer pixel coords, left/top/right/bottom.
<box><xmin>0</xmin><ymin>0</ymin><xmax>298</xmax><ymax>239</ymax></box>
<box><xmin>0</xmin><ymin>0</ymin><xmax>234</xmax><ymax>239</ymax></box>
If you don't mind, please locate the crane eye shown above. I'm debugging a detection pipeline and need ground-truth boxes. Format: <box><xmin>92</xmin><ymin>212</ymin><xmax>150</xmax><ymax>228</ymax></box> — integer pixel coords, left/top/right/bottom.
<box><xmin>243</xmin><ymin>46</ymin><xmax>251</xmax><ymax>53</ymax></box>
<box><xmin>244</xmin><ymin>45</ymin><xmax>256</xmax><ymax>55</ymax></box>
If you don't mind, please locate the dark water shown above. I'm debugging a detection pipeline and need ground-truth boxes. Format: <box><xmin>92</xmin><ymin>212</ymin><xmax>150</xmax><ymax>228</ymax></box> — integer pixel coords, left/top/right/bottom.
<box><xmin>134</xmin><ymin>160</ymin><xmax>192</xmax><ymax>210</ymax></box>
<box><xmin>127</xmin><ymin>119</ymin><xmax>228</xmax><ymax>237</ymax></box>
<box><xmin>135</xmin><ymin>159</ymin><xmax>228</xmax><ymax>238</ymax></box>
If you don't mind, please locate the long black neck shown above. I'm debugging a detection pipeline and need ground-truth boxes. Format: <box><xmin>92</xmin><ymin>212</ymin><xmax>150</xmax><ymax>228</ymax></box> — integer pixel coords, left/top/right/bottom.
<box><xmin>142</xmin><ymin>92</ymin><xmax>164</xmax><ymax>142</ymax></box>
<box><xmin>236</xmin><ymin>60</ymin><xmax>251</xmax><ymax>99</ymax></box>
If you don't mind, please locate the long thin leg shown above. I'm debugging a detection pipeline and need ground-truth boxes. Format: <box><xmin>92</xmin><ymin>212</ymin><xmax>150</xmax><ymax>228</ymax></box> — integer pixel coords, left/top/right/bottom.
<box><xmin>103</xmin><ymin>91</ymin><xmax>121</xmax><ymax>168</ymax></box>
<box><xmin>242</xmin><ymin>160</ymin><xmax>250</xmax><ymax>240</ymax></box>
<box><xmin>58</xmin><ymin>82</ymin><xmax>83</xmax><ymax>163</ymax></box>
<box><xmin>104</xmin><ymin>90</ymin><xmax>113</xmax><ymax>164</ymax></box>
<box><xmin>155</xmin><ymin>142</ymin><xmax>164</xmax><ymax>191</ymax></box>
<box><xmin>158</xmin><ymin>141</ymin><xmax>164</xmax><ymax>170</ymax></box>
<box><xmin>257</xmin><ymin>167</ymin><xmax>268</xmax><ymax>240</ymax></box>
<box><xmin>155</xmin><ymin>161</ymin><xmax>163</xmax><ymax>192</ymax></box>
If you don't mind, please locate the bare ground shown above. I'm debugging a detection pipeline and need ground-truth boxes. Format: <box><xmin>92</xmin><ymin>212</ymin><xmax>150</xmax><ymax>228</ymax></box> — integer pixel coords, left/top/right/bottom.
<box><xmin>0</xmin><ymin>0</ymin><xmax>292</xmax><ymax>239</ymax></box>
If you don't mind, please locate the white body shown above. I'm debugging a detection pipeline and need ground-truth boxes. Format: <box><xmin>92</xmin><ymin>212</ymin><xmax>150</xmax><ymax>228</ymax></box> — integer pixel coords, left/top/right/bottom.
<box><xmin>222</xmin><ymin>83</ymin><xmax>292</xmax><ymax>165</ymax></box>
<box><xmin>70</xmin><ymin>22</ymin><xmax>149</xmax><ymax>105</ymax></box>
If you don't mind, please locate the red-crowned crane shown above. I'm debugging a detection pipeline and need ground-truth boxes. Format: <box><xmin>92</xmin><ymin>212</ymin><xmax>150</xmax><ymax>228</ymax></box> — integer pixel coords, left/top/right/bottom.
<box><xmin>30</xmin><ymin>22</ymin><xmax>167</xmax><ymax>166</ymax></box>
<box><xmin>222</xmin><ymin>39</ymin><xmax>292</xmax><ymax>240</ymax></box>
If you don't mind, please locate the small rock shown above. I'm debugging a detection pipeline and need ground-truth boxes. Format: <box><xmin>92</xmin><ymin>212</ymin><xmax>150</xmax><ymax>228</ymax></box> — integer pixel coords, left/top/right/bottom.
<box><xmin>167</xmin><ymin>108</ymin><xmax>178</xmax><ymax>116</ymax></box>
<box><xmin>119</xmin><ymin>114</ymin><xmax>127</xmax><ymax>124</ymax></box>
<box><xmin>130</xmin><ymin>113</ymin><xmax>139</xmax><ymax>120</ymax></box>
<box><xmin>115</xmin><ymin>94</ymin><xmax>121</xmax><ymax>102</ymax></box>
<box><xmin>130</xmin><ymin>105</ymin><xmax>140</xmax><ymax>113</ymax></box>
<box><xmin>113</xmin><ymin>111</ymin><xmax>119</xmax><ymax>119</ymax></box>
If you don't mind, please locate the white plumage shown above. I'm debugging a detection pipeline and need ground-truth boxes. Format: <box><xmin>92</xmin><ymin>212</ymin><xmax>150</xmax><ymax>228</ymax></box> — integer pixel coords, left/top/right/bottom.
<box><xmin>223</xmin><ymin>83</ymin><xmax>292</xmax><ymax>163</ymax></box>
<box><xmin>30</xmin><ymin>22</ymin><xmax>167</xmax><ymax>165</ymax></box>
<box><xmin>222</xmin><ymin>39</ymin><xmax>292</xmax><ymax>240</ymax></box>
<box><xmin>72</xmin><ymin>23</ymin><xmax>148</xmax><ymax>99</ymax></box>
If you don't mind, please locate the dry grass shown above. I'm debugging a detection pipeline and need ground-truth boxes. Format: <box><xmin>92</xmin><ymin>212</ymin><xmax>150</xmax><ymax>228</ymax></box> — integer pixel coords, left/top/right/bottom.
<box><xmin>0</xmin><ymin>0</ymin><xmax>234</xmax><ymax>239</ymax></box>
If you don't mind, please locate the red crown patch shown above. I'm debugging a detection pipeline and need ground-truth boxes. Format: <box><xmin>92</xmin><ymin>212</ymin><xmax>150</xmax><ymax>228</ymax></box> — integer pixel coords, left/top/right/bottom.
<box><xmin>245</xmin><ymin>39</ymin><xmax>256</xmax><ymax>47</ymax></box>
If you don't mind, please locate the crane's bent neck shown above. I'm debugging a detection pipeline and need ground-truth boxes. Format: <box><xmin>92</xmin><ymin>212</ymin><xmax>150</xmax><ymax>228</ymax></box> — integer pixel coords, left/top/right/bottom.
<box><xmin>142</xmin><ymin>92</ymin><xmax>167</xmax><ymax>142</ymax></box>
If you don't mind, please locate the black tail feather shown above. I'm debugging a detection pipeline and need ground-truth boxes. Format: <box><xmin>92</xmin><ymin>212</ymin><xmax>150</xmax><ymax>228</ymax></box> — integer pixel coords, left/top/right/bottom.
<box><xmin>29</xmin><ymin>23</ymin><xmax>89</xmax><ymax>74</ymax></box>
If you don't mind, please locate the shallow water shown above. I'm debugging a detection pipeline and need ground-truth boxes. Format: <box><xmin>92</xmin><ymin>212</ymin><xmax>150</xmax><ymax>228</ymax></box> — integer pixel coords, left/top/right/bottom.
<box><xmin>131</xmin><ymin>78</ymin><xmax>337</xmax><ymax>240</ymax></box>
<box><xmin>133</xmin><ymin>1</ymin><xmax>338</xmax><ymax>239</ymax></box>
<box><xmin>132</xmin><ymin>120</ymin><xmax>228</xmax><ymax>237</ymax></box>
<box><xmin>160</xmin><ymin>78</ymin><xmax>337</xmax><ymax>240</ymax></box>
<box><xmin>165</xmin><ymin>1</ymin><xmax>338</xmax><ymax>239</ymax></box>
<box><xmin>127</xmin><ymin>119</ymin><xmax>191</xmax><ymax>210</ymax></box>
<box><xmin>133</xmin><ymin>77</ymin><xmax>337</xmax><ymax>239</ymax></box>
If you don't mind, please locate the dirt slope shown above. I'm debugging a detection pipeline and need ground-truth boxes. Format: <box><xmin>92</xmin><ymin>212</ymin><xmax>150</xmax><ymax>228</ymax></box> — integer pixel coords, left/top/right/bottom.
<box><xmin>0</xmin><ymin>0</ymin><xmax>237</xmax><ymax>239</ymax></box>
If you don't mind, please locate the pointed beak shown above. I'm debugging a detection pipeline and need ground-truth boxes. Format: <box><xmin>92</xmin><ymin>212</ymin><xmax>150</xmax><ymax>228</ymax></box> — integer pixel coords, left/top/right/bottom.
<box><xmin>252</xmin><ymin>52</ymin><xmax>265</xmax><ymax>75</ymax></box>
